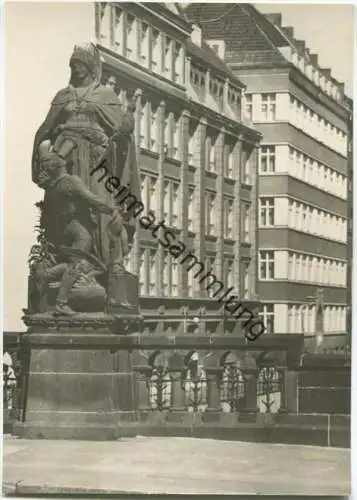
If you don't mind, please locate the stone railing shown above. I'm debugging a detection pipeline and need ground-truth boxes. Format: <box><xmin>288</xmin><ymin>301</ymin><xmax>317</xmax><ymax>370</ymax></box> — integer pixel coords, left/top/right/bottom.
<box><xmin>10</xmin><ymin>331</ymin><xmax>304</xmax><ymax>438</ymax></box>
<box><xmin>3</xmin><ymin>332</ymin><xmax>24</xmax><ymax>432</ymax></box>
<box><xmin>5</xmin><ymin>330</ymin><xmax>349</xmax><ymax>446</ymax></box>
<box><xmin>130</xmin><ymin>335</ymin><xmax>297</xmax><ymax>423</ymax></box>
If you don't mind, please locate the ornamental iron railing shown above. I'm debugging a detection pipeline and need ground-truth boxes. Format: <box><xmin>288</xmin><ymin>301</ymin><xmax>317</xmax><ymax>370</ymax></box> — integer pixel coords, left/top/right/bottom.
<box><xmin>256</xmin><ymin>366</ymin><xmax>283</xmax><ymax>414</ymax></box>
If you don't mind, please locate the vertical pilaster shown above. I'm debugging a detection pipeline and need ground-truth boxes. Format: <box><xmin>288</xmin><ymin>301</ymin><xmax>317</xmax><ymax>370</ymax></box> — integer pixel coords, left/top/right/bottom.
<box><xmin>147</xmin><ymin>26</ymin><xmax>153</xmax><ymax>70</ymax></box>
<box><xmin>232</xmin><ymin>138</ymin><xmax>242</xmax><ymax>295</ymax></box>
<box><xmin>249</xmin><ymin>145</ymin><xmax>259</xmax><ymax>299</ymax></box>
<box><xmin>215</xmin><ymin>128</ymin><xmax>225</xmax><ymax>285</ymax></box>
<box><xmin>144</xmin><ymin>248</ymin><xmax>149</xmax><ymax>296</ymax></box>
<box><xmin>194</xmin><ymin>118</ymin><xmax>207</xmax><ymax>297</ymax></box>
<box><xmin>120</xmin><ymin>10</ymin><xmax>126</xmax><ymax>56</ymax></box>
<box><xmin>180</xmin><ymin>110</ymin><xmax>190</xmax><ymax>297</ymax></box>
<box><xmin>133</xmin><ymin>90</ymin><xmax>143</xmax><ymax>279</ymax></box>
<box><xmin>99</xmin><ymin>3</ymin><xmax>111</xmax><ymax>46</ymax></box>
<box><xmin>134</xmin><ymin>19</ymin><xmax>140</xmax><ymax>63</ymax></box>
<box><xmin>185</xmin><ymin>56</ymin><xmax>191</xmax><ymax>89</ymax></box>
<box><xmin>169</xmin><ymin>39</ymin><xmax>175</xmax><ymax>81</ymax></box>
<box><xmin>180</xmin><ymin>46</ymin><xmax>186</xmax><ymax>86</ymax></box>
<box><xmin>109</xmin><ymin>4</ymin><xmax>115</xmax><ymax>48</ymax></box>
<box><xmin>205</xmin><ymin>69</ymin><xmax>210</xmax><ymax>104</ymax></box>
<box><xmin>223</xmin><ymin>78</ymin><xmax>229</xmax><ymax>114</ymax></box>
<box><xmin>160</xmin><ymin>33</ymin><xmax>165</xmax><ymax>75</ymax></box>
<box><xmin>156</xmin><ymin>101</ymin><xmax>166</xmax><ymax>297</ymax></box>
<box><xmin>94</xmin><ymin>3</ymin><xmax>102</xmax><ymax>42</ymax></box>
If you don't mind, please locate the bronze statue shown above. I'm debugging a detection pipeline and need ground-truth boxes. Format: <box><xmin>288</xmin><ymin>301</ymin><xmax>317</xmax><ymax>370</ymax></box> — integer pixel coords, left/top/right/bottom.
<box><xmin>29</xmin><ymin>43</ymin><xmax>141</xmax><ymax>316</ymax></box>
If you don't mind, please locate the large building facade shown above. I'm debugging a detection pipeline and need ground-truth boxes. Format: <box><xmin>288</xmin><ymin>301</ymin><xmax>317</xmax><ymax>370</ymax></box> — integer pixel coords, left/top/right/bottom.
<box><xmin>95</xmin><ymin>3</ymin><xmax>261</xmax><ymax>318</ymax></box>
<box><xmin>186</xmin><ymin>4</ymin><xmax>352</xmax><ymax>344</ymax></box>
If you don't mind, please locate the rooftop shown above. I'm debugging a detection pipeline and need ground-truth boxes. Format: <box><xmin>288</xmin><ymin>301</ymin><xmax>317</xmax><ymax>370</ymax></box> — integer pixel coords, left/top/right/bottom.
<box><xmin>185</xmin><ymin>3</ymin><xmax>349</xmax><ymax>104</ymax></box>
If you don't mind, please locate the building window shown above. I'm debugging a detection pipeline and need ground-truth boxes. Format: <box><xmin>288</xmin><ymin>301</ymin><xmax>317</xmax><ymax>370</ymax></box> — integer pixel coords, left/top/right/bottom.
<box><xmin>141</xmin><ymin>174</ymin><xmax>158</xmax><ymax>216</ymax></box>
<box><xmin>163</xmin><ymin>254</ymin><xmax>179</xmax><ymax>297</ymax></box>
<box><xmin>228</xmin><ymin>88</ymin><xmax>241</xmax><ymax>118</ymax></box>
<box><xmin>187</xmin><ymin>187</ymin><xmax>195</xmax><ymax>232</ymax></box>
<box><xmin>225</xmin><ymin>260</ymin><xmax>234</xmax><ymax>290</ymax></box>
<box><xmin>261</xmin><ymin>93</ymin><xmax>276</xmax><ymax>121</ymax></box>
<box><xmin>164</xmin><ymin>180</ymin><xmax>180</xmax><ymax>228</ymax></box>
<box><xmin>123</xmin><ymin>244</ymin><xmax>133</xmax><ymax>273</ymax></box>
<box><xmin>172</xmin><ymin>260</ymin><xmax>179</xmax><ymax>297</ymax></box>
<box><xmin>164</xmin><ymin>113</ymin><xmax>173</xmax><ymax>156</ymax></box>
<box><xmin>150</xmin><ymin>108</ymin><xmax>158</xmax><ymax>152</ymax></box>
<box><xmin>241</xmin><ymin>203</ymin><xmax>251</xmax><ymax>243</ymax></box>
<box><xmin>260</xmin><ymin>304</ymin><xmax>274</xmax><ymax>334</ymax></box>
<box><xmin>172</xmin><ymin>115</ymin><xmax>181</xmax><ymax>160</ymax></box>
<box><xmin>188</xmin><ymin>121</ymin><xmax>199</xmax><ymax>167</ymax></box>
<box><xmin>151</xmin><ymin>29</ymin><xmax>161</xmax><ymax>71</ymax></box>
<box><xmin>242</xmin><ymin>153</ymin><xmax>251</xmax><ymax>185</ymax></box>
<box><xmin>138</xmin><ymin>21</ymin><xmax>149</xmax><ymax>66</ymax></box>
<box><xmin>173</xmin><ymin>42</ymin><xmax>181</xmax><ymax>83</ymax></box>
<box><xmin>241</xmin><ymin>261</ymin><xmax>250</xmax><ymax>299</ymax></box>
<box><xmin>139</xmin><ymin>101</ymin><xmax>151</xmax><ymax>149</ymax></box>
<box><xmin>210</xmin><ymin>78</ymin><xmax>224</xmax><ymax>111</ymax></box>
<box><xmin>206</xmin><ymin>135</ymin><xmax>216</xmax><ymax>172</ymax></box>
<box><xmin>259</xmin><ymin>197</ymin><xmax>274</xmax><ymax>226</ymax></box>
<box><xmin>148</xmin><ymin>177</ymin><xmax>158</xmax><ymax>215</ymax></box>
<box><xmin>190</xmin><ymin>66</ymin><xmax>205</xmax><ymax>101</ymax></box>
<box><xmin>205</xmin><ymin>257</ymin><xmax>216</xmax><ymax>297</ymax></box>
<box><xmin>164</xmin><ymin>35</ymin><xmax>172</xmax><ymax>79</ymax></box>
<box><xmin>125</xmin><ymin>14</ymin><xmax>136</xmax><ymax>59</ymax></box>
<box><xmin>139</xmin><ymin>248</ymin><xmax>146</xmax><ymax>295</ymax></box>
<box><xmin>149</xmin><ymin>249</ymin><xmax>157</xmax><ymax>295</ymax></box>
<box><xmin>244</xmin><ymin>94</ymin><xmax>252</xmax><ymax>120</ymax></box>
<box><xmin>205</xmin><ymin>192</ymin><xmax>216</xmax><ymax>236</ymax></box>
<box><xmin>259</xmin><ymin>251</ymin><xmax>275</xmax><ymax>280</ymax></box>
<box><xmin>188</xmin><ymin>260</ymin><xmax>194</xmax><ymax>296</ymax></box>
<box><xmin>224</xmin><ymin>198</ymin><xmax>234</xmax><ymax>239</ymax></box>
<box><xmin>260</xmin><ymin>146</ymin><xmax>275</xmax><ymax>173</ymax></box>
<box><xmin>163</xmin><ymin>253</ymin><xmax>169</xmax><ymax>297</ymax></box>
<box><xmin>227</xmin><ymin>146</ymin><xmax>234</xmax><ymax>178</ymax></box>
<box><xmin>113</xmin><ymin>7</ymin><xmax>123</xmax><ymax>52</ymax></box>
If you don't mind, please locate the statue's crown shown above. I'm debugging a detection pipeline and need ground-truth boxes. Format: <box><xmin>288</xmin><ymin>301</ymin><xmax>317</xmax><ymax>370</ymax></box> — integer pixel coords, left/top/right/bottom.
<box><xmin>70</xmin><ymin>43</ymin><xmax>100</xmax><ymax>70</ymax></box>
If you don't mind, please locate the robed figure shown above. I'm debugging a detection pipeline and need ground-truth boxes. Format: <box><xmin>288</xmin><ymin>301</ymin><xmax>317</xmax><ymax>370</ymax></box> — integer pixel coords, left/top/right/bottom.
<box><xmin>29</xmin><ymin>43</ymin><xmax>141</xmax><ymax>316</ymax></box>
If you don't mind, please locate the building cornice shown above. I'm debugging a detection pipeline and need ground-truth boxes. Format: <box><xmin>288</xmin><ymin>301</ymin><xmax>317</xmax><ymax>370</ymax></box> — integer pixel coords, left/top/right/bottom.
<box><xmin>121</xmin><ymin>2</ymin><xmax>193</xmax><ymax>38</ymax></box>
<box><xmin>228</xmin><ymin>57</ymin><xmax>350</xmax><ymax>122</ymax></box>
<box><xmin>99</xmin><ymin>46</ymin><xmax>261</xmax><ymax>144</ymax></box>
<box><xmin>188</xmin><ymin>47</ymin><xmax>245</xmax><ymax>90</ymax></box>
<box><xmin>289</xmin><ymin>66</ymin><xmax>351</xmax><ymax>121</ymax></box>
<box><xmin>99</xmin><ymin>45</ymin><xmax>187</xmax><ymax>103</ymax></box>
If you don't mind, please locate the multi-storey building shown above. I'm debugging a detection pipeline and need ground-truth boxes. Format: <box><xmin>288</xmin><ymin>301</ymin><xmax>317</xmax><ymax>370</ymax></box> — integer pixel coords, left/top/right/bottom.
<box><xmin>186</xmin><ymin>4</ymin><xmax>352</xmax><ymax>346</ymax></box>
<box><xmin>95</xmin><ymin>3</ymin><xmax>261</xmax><ymax>316</ymax></box>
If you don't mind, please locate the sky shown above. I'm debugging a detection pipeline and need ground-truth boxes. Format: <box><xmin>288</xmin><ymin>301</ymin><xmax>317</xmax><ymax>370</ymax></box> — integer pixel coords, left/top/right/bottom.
<box><xmin>3</xmin><ymin>2</ymin><xmax>355</xmax><ymax>331</ymax></box>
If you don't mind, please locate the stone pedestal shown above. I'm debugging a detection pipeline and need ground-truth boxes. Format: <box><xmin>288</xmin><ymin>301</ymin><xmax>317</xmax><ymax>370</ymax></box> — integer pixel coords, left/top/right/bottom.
<box><xmin>14</xmin><ymin>320</ymin><xmax>141</xmax><ymax>440</ymax></box>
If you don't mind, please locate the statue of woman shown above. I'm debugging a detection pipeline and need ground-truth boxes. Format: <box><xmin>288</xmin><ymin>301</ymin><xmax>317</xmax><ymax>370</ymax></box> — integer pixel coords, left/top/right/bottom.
<box><xmin>32</xmin><ymin>42</ymin><xmax>141</xmax><ymax>268</ymax></box>
<box><xmin>30</xmin><ymin>43</ymin><xmax>141</xmax><ymax>314</ymax></box>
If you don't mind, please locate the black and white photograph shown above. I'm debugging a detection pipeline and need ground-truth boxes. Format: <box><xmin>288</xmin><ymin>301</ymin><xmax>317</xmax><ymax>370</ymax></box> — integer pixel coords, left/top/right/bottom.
<box><xmin>2</xmin><ymin>1</ymin><xmax>354</xmax><ymax>496</ymax></box>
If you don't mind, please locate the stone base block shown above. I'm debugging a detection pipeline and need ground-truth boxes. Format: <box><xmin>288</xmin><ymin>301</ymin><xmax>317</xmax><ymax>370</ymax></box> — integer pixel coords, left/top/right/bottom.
<box><xmin>15</xmin><ymin>332</ymin><xmax>137</xmax><ymax>440</ymax></box>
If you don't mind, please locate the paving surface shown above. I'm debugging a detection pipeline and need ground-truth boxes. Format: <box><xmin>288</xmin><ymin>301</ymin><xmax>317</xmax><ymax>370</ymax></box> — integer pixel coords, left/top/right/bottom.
<box><xmin>3</xmin><ymin>435</ymin><xmax>350</xmax><ymax>495</ymax></box>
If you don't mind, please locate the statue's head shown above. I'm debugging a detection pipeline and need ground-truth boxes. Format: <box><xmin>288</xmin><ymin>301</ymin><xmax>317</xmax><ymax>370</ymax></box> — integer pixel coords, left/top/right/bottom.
<box><xmin>69</xmin><ymin>43</ymin><xmax>102</xmax><ymax>86</ymax></box>
<box><xmin>38</xmin><ymin>141</ymin><xmax>66</xmax><ymax>183</ymax></box>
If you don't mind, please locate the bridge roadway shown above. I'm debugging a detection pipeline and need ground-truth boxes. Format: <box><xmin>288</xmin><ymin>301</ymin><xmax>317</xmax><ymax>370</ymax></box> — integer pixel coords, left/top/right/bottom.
<box><xmin>3</xmin><ymin>435</ymin><xmax>350</xmax><ymax>495</ymax></box>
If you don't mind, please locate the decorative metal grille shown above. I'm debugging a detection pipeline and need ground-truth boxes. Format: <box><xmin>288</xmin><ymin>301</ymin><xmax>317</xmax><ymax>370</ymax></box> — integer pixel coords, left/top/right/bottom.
<box><xmin>220</xmin><ymin>363</ymin><xmax>246</xmax><ymax>412</ymax></box>
<box><xmin>182</xmin><ymin>359</ymin><xmax>207</xmax><ymax>412</ymax></box>
<box><xmin>257</xmin><ymin>366</ymin><xmax>283</xmax><ymax>414</ymax></box>
<box><xmin>3</xmin><ymin>349</ymin><xmax>23</xmax><ymax>424</ymax></box>
<box><xmin>147</xmin><ymin>366</ymin><xmax>172</xmax><ymax>411</ymax></box>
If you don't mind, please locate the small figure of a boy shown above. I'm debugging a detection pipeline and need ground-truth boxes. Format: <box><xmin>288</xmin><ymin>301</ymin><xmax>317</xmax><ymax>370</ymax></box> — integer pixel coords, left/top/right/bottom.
<box><xmin>37</xmin><ymin>141</ymin><xmax>129</xmax><ymax>316</ymax></box>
